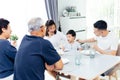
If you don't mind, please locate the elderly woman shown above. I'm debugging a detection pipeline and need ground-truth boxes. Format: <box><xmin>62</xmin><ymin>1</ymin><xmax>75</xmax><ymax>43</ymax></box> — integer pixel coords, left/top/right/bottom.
<box><xmin>0</xmin><ymin>18</ymin><xmax>17</xmax><ymax>80</ymax></box>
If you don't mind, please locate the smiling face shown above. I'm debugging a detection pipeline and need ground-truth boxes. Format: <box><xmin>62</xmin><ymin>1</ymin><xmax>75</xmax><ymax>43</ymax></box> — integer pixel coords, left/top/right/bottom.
<box><xmin>47</xmin><ymin>24</ymin><xmax>56</xmax><ymax>36</ymax></box>
<box><xmin>66</xmin><ymin>34</ymin><xmax>75</xmax><ymax>43</ymax></box>
<box><xmin>2</xmin><ymin>24</ymin><xmax>12</xmax><ymax>39</ymax></box>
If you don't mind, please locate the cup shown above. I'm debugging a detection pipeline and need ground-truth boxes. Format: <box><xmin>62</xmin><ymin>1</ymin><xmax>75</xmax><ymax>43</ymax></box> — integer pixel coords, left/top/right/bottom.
<box><xmin>89</xmin><ymin>49</ymin><xmax>96</xmax><ymax>59</ymax></box>
<box><xmin>75</xmin><ymin>54</ymin><xmax>81</xmax><ymax>65</ymax></box>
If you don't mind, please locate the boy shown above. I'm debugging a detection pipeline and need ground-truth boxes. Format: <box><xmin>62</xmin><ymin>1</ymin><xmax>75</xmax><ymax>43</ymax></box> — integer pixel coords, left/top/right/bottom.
<box><xmin>63</xmin><ymin>30</ymin><xmax>82</xmax><ymax>51</ymax></box>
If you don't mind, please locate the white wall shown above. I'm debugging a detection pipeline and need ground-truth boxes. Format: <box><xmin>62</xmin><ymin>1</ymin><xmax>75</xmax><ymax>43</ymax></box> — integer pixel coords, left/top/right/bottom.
<box><xmin>58</xmin><ymin>0</ymin><xmax>87</xmax><ymax>39</ymax></box>
<box><xmin>0</xmin><ymin>0</ymin><xmax>47</xmax><ymax>47</ymax></box>
<box><xmin>58</xmin><ymin>0</ymin><xmax>86</xmax><ymax>18</ymax></box>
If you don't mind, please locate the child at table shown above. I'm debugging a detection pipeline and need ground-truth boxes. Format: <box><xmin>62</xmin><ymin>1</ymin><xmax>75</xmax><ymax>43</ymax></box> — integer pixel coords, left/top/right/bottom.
<box><xmin>62</xmin><ymin>30</ymin><xmax>82</xmax><ymax>51</ymax></box>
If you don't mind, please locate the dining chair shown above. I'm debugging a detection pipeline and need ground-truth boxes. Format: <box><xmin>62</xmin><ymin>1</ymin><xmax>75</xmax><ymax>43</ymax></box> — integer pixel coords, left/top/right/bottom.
<box><xmin>106</xmin><ymin>43</ymin><xmax>120</xmax><ymax>80</ymax></box>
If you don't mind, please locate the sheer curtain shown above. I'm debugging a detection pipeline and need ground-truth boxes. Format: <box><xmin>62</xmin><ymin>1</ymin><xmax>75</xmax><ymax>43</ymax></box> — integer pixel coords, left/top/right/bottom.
<box><xmin>86</xmin><ymin>0</ymin><xmax>114</xmax><ymax>38</ymax></box>
<box><xmin>114</xmin><ymin>0</ymin><xmax>120</xmax><ymax>38</ymax></box>
<box><xmin>45</xmin><ymin>0</ymin><xmax>59</xmax><ymax>29</ymax></box>
<box><xmin>114</xmin><ymin>0</ymin><xmax>120</xmax><ymax>27</ymax></box>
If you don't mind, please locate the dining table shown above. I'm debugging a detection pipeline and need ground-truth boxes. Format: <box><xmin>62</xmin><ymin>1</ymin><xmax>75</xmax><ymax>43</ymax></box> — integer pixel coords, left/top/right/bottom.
<box><xmin>55</xmin><ymin>50</ymin><xmax>120</xmax><ymax>80</ymax></box>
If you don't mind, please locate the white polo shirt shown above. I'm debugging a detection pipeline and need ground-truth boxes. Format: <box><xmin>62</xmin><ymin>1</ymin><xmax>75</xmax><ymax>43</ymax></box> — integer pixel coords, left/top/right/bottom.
<box><xmin>95</xmin><ymin>31</ymin><xmax>119</xmax><ymax>52</ymax></box>
<box><xmin>44</xmin><ymin>31</ymin><xmax>67</xmax><ymax>50</ymax></box>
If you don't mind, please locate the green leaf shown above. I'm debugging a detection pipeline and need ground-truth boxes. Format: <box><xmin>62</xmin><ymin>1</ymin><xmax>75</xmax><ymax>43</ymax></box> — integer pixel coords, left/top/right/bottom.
<box><xmin>10</xmin><ymin>34</ymin><xmax>18</xmax><ymax>40</ymax></box>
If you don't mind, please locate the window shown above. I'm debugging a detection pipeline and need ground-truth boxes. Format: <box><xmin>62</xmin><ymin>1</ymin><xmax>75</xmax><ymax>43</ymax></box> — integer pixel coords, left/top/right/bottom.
<box><xmin>86</xmin><ymin>0</ymin><xmax>120</xmax><ymax>38</ymax></box>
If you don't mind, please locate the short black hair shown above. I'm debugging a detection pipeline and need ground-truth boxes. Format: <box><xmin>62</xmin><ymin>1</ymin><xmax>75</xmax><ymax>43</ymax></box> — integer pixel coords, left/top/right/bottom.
<box><xmin>0</xmin><ymin>18</ymin><xmax>10</xmax><ymax>35</ymax></box>
<box><xmin>94</xmin><ymin>20</ymin><xmax>107</xmax><ymax>30</ymax></box>
<box><xmin>66</xmin><ymin>30</ymin><xmax>76</xmax><ymax>37</ymax></box>
<box><xmin>45</xmin><ymin>20</ymin><xmax>57</xmax><ymax>36</ymax></box>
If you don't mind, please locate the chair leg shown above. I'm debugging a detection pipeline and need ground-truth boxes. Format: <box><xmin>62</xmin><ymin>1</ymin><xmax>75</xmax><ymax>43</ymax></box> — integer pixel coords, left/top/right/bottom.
<box><xmin>109</xmin><ymin>72</ymin><xmax>118</xmax><ymax>80</ymax></box>
<box><xmin>109</xmin><ymin>76</ymin><xmax>111</xmax><ymax>80</ymax></box>
<box><xmin>114</xmin><ymin>72</ymin><xmax>118</xmax><ymax>80</ymax></box>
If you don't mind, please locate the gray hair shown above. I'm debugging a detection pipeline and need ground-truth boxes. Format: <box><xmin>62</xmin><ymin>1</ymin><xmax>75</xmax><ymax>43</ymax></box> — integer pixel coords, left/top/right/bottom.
<box><xmin>28</xmin><ymin>17</ymin><xmax>44</xmax><ymax>32</ymax></box>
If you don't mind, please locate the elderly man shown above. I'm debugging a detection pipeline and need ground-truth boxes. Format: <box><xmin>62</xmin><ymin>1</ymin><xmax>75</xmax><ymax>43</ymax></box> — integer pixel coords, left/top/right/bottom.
<box><xmin>14</xmin><ymin>17</ymin><xmax>63</xmax><ymax>80</ymax></box>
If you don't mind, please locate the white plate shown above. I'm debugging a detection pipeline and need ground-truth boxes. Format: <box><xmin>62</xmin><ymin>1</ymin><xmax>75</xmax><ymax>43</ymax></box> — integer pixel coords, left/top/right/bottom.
<box><xmin>81</xmin><ymin>50</ymin><xmax>90</xmax><ymax>56</ymax></box>
<box><xmin>61</xmin><ymin>58</ymin><xmax>69</xmax><ymax>64</ymax></box>
<box><xmin>81</xmin><ymin>50</ymin><xmax>100</xmax><ymax>56</ymax></box>
<box><xmin>57</xmin><ymin>50</ymin><xmax>64</xmax><ymax>55</ymax></box>
<box><xmin>64</xmin><ymin>49</ymin><xmax>70</xmax><ymax>52</ymax></box>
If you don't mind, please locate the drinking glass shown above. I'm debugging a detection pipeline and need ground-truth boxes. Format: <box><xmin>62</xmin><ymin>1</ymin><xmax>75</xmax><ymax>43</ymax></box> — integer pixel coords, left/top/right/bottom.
<box><xmin>89</xmin><ymin>49</ymin><xmax>96</xmax><ymax>59</ymax></box>
<box><xmin>75</xmin><ymin>54</ymin><xmax>81</xmax><ymax>65</ymax></box>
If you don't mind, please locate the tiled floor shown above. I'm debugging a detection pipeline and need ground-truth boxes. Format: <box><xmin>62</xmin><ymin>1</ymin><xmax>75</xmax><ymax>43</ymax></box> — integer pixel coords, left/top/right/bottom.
<box><xmin>45</xmin><ymin>70</ymin><xmax>120</xmax><ymax>80</ymax></box>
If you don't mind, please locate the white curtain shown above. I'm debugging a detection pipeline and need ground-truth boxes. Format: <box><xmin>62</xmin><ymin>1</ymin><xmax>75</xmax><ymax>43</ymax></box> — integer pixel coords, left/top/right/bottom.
<box><xmin>86</xmin><ymin>0</ymin><xmax>114</xmax><ymax>38</ymax></box>
<box><xmin>114</xmin><ymin>0</ymin><xmax>120</xmax><ymax>27</ymax></box>
<box><xmin>45</xmin><ymin>0</ymin><xmax>59</xmax><ymax>29</ymax></box>
<box><xmin>114</xmin><ymin>0</ymin><xmax>120</xmax><ymax>38</ymax></box>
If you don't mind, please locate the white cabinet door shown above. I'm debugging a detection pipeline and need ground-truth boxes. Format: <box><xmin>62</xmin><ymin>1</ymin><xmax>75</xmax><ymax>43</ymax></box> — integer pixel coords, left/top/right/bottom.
<box><xmin>60</xmin><ymin>17</ymin><xmax>87</xmax><ymax>39</ymax></box>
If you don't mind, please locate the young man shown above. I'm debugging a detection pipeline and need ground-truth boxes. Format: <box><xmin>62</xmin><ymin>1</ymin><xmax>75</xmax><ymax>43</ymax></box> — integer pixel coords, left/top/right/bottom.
<box><xmin>0</xmin><ymin>18</ymin><xmax>17</xmax><ymax>80</ymax></box>
<box><xmin>63</xmin><ymin>30</ymin><xmax>82</xmax><ymax>51</ymax></box>
<box><xmin>77</xmin><ymin>20</ymin><xmax>118</xmax><ymax>55</ymax></box>
<box><xmin>77</xmin><ymin>20</ymin><xmax>119</xmax><ymax>79</ymax></box>
<box><xmin>14</xmin><ymin>17</ymin><xmax>63</xmax><ymax>80</ymax></box>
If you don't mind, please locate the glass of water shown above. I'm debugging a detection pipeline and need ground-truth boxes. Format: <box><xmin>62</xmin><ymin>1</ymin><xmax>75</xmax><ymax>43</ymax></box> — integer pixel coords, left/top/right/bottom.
<box><xmin>89</xmin><ymin>49</ymin><xmax>96</xmax><ymax>59</ymax></box>
<box><xmin>75</xmin><ymin>54</ymin><xmax>81</xmax><ymax>65</ymax></box>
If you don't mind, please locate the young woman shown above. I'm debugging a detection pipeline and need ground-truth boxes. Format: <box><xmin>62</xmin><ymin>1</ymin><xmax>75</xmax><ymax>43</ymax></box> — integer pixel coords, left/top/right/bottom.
<box><xmin>44</xmin><ymin>20</ymin><xmax>67</xmax><ymax>50</ymax></box>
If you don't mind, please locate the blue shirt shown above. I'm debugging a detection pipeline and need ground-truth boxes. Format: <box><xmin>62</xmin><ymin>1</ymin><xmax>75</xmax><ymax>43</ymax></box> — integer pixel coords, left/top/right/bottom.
<box><xmin>0</xmin><ymin>39</ymin><xmax>17</xmax><ymax>78</ymax></box>
<box><xmin>14</xmin><ymin>35</ymin><xmax>61</xmax><ymax>80</ymax></box>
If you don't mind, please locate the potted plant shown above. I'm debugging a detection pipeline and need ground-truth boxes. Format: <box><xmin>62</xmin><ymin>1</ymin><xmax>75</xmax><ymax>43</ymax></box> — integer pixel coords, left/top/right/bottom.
<box><xmin>10</xmin><ymin>34</ymin><xmax>18</xmax><ymax>47</ymax></box>
<box><xmin>10</xmin><ymin>34</ymin><xmax>18</xmax><ymax>41</ymax></box>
